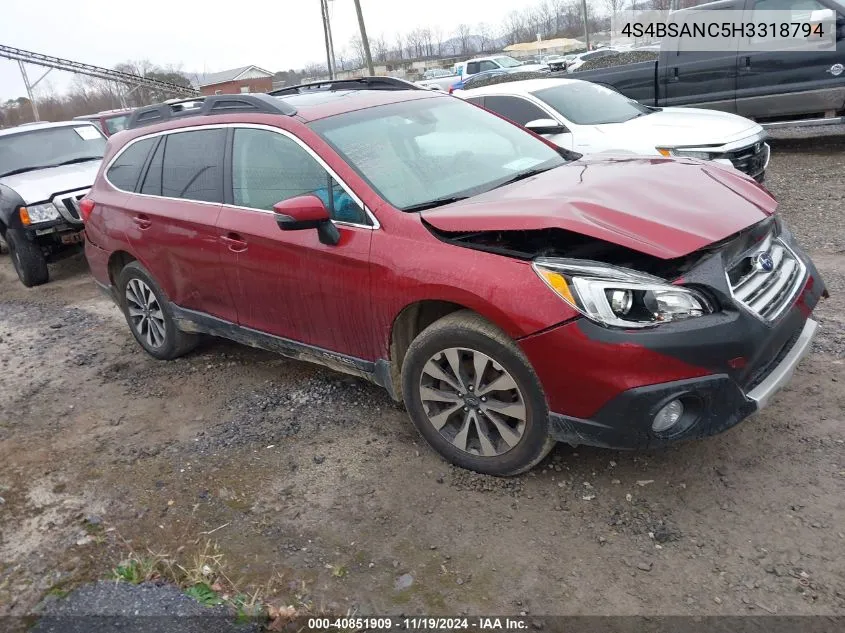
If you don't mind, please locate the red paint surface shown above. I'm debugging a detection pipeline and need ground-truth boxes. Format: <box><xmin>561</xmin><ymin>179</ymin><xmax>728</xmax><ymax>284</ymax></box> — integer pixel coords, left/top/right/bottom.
<box><xmin>519</xmin><ymin>321</ymin><xmax>713</xmax><ymax>418</ymax></box>
<box><xmin>273</xmin><ymin>195</ymin><xmax>331</xmax><ymax>223</ymax></box>
<box><xmin>86</xmin><ymin>95</ymin><xmax>781</xmax><ymax>413</ymax></box>
<box><xmin>423</xmin><ymin>156</ymin><xmax>776</xmax><ymax>259</ymax></box>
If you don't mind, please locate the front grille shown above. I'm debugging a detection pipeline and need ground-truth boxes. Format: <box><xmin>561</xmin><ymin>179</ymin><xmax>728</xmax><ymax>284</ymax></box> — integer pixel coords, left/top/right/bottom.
<box><xmin>52</xmin><ymin>189</ymin><xmax>89</xmax><ymax>224</ymax></box>
<box><xmin>727</xmin><ymin>232</ymin><xmax>806</xmax><ymax>322</ymax></box>
<box><xmin>725</xmin><ymin>141</ymin><xmax>769</xmax><ymax>179</ymax></box>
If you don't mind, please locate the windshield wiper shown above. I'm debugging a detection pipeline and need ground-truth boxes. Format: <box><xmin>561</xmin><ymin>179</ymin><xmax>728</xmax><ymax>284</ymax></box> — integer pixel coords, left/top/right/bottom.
<box><xmin>55</xmin><ymin>156</ymin><xmax>103</xmax><ymax>166</ymax></box>
<box><xmin>492</xmin><ymin>165</ymin><xmax>556</xmax><ymax>190</ymax></box>
<box><xmin>0</xmin><ymin>164</ymin><xmax>54</xmax><ymax>178</ymax></box>
<box><xmin>402</xmin><ymin>195</ymin><xmax>471</xmax><ymax>212</ymax></box>
<box><xmin>0</xmin><ymin>156</ymin><xmax>103</xmax><ymax>178</ymax></box>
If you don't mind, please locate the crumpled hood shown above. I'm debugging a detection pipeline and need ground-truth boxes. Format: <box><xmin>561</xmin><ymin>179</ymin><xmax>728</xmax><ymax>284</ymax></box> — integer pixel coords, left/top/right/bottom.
<box><xmin>422</xmin><ymin>155</ymin><xmax>776</xmax><ymax>259</ymax></box>
<box><xmin>0</xmin><ymin>160</ymin><xmax>101</xmax><ymax>204</ymax></box>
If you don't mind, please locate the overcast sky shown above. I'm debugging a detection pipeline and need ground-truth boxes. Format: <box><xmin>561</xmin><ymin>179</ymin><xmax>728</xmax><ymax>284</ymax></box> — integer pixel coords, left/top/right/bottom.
<box><xmin>0</xmin><ymin>0</ymin><xmax>524</xmax><ymax>101</ymax></box>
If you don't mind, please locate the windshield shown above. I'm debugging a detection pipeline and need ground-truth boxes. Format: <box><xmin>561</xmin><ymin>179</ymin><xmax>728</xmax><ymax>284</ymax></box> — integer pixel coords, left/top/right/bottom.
<box><xmin>310</xmin><ymin>97</ymin><xmax>566</xmax><ymax>211</ymax></box>
<box><xmin>533</xmin><ymin>82</ymin><xmax>652</xmax><ymax>125</ymax></box>
<box><xmin>0</xmin><ymin>125</ymin><xmax>106</xmax><ymax>177</ymax></box>
<box><xmin>494</xmin><ymin>56</ymin><xmax>523</xmax><ymax>68</ymax></box>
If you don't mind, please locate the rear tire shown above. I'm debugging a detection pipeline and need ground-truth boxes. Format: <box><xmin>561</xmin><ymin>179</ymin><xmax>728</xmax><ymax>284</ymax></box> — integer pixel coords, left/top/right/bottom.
<box><xmin>116</xmin><ymin>261</ymin><xmax>199</xmax><ymax>360</ymax></box>
<box><xmin>6</xmin><ymin>229</ymin><xmax>48</xmax><ymax>287</ymax></box>
<box><xmin>401</xmin><ymin>310</ymin><xmax>555</xmax><ymax>476</ymax></box>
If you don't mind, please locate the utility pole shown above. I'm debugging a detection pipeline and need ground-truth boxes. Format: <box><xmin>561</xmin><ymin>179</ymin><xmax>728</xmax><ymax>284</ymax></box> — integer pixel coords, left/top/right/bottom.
<box><xmin>581</xmin><ymin>0</ymin><xmax>591</xmax><ymax>49</ymax></box>
<box><xmin>320</xmin><ymin>0</ymin><xmax>335</xmax><ymax>79</ymax></box>
<box><xmin>352</xmin><ymin>0</ymin><xmax>375</xmax><ymax>76</ymax></box>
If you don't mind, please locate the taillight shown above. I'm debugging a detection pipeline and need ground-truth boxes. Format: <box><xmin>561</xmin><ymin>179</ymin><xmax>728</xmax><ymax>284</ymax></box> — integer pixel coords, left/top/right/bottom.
<box><xmin>79</xmin><ymin>198</ymin><xmax>95</xmax><ymax>223</ymax></box>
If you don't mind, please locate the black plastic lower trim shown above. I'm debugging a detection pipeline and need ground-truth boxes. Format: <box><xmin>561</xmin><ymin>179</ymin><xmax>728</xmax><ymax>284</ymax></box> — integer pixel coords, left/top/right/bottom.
<box><xmin>169</xmin><ymin>305</ymin><xmax>394</xmax><ymax>390</ymax></box>
<box><xmin>549</xmin><ymin>374</ymin><xmax>757</xmax><ymax>450</ymax></box>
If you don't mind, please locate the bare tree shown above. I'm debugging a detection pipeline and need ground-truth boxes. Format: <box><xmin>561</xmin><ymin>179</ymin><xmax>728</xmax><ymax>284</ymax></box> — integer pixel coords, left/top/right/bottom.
<box><xmin>394</xmin><ymin>32</ymin><xmax>405</xmax><ymax>60</ymax></box>
<box><xmin>431</xmin><ymin>25</ymin><xmax>445</xmax><ymax>56</ymax></box>
<box><xmin>603</xmin><ymin>0</ymin><xmax>624</xmax><ymax>31</ymax></box>
<box><xmin>372</xmin><ymin>34</ymin><xmax>389</xmax><ymax>62</ymax></box>
<box><xmin>406</xmin><ymin>28</ymin><xmax>424</xmax><ymax>59</ymax></box>
<box><xmin>302</xmin><ymin>62</ymin><xmax>329</xmax><ymax>79</ymax></box>
<box><xmin>420</xmin><ymin>27</ymin><xmax>434</xmax><ymax>58</ymax></box>
<box><xmin>348</xmin><ymin>35</ymin><xmax>365</xmax><ymax>68</ymax></box>
<box><xmin>454</xmin><ymin>23</ymin><xmax>473</xmax><ymax>55</ymax></box>
<box><xmin>477</xmin><ymin>22</ymin><xmax>494</xmax><ymax>52</ymax></box>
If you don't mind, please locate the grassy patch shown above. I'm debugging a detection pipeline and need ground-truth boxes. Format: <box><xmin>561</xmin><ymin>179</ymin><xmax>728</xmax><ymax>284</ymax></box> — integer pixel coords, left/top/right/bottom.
<box><xmin>184</xmin><ymin>582</ymin><xmax>223</xmax><ymax>606</ymax></box>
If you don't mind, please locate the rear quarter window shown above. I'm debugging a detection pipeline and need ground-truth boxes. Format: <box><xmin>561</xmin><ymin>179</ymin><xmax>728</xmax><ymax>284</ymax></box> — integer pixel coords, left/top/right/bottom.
<box><xmin>107</xmin><ymin>138</ymin><xmax>156</xmax><ymax>192</ymax></box>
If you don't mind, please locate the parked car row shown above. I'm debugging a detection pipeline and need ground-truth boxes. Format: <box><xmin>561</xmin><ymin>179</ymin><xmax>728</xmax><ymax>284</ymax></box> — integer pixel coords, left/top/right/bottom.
<box><xmin>454</xmin><ymin>78</ymin><xmax>770</xmax><ymax>181</ymax></box>
<box><xmin>0</xmin><ymin>81</ymin><xmax>826</xmax><ymax>477</ymax></box>
<box><xmin>417</xmin><ymin>54</ymin><xmax>551</xmax><ymax>91</ymax></box>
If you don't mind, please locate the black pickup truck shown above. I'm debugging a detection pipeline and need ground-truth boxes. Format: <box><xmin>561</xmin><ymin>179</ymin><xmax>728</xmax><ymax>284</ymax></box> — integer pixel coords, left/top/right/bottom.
<box><xmin>577</xmin><ymin>0</ymin><xmax>845</xmax><ymax>123</ymax></box>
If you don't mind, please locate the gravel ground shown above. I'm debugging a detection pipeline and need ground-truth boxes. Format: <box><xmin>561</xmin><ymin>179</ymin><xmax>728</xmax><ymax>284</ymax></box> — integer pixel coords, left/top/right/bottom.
<box><xmin>31</xmin><ymin>582</ymin><xmax>260</xmax><ymax>633</ymax></box>
<box><xmin>0</xmin><ymin>129</ymin><xmax>843</xmax><ymax>624</ymax></box>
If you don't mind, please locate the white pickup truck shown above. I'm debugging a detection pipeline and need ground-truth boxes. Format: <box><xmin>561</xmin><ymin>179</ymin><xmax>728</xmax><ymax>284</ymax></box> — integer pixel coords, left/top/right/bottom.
<box><xmin>417</xmin><ymin>55</ymin><xmax>549</xmax><ymax>91</ymax></box>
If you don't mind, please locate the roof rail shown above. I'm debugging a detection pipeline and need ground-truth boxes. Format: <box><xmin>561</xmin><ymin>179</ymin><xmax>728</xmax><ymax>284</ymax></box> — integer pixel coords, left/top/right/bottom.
<box><xmin>126</xmin><ymin>94</ymin><xmax>297</xmax><ymax>130</ymax></box>
<box><xmin>269</xmin><ymin>76</ymin><xmax>423</xmax><ymax>96</ymax></box>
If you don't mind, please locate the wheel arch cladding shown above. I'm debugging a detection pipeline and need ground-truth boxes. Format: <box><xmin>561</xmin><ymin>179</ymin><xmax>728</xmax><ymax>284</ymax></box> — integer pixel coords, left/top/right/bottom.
<box><xmin>387</xmin><ymin>300</ymin><xmax>473</xmax><ymax>401</ymax></box>
<box><xmin>108</xmin><ymin>251</ymin><xmax>137</xmax><ymax>287</ymax></box>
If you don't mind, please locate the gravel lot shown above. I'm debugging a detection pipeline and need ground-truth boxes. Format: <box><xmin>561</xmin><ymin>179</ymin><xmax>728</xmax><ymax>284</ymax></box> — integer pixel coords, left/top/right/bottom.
<box><xmin>0</xmin><ymin>130</ymin><xmax>843</xmax><ymax>623</ymax></box>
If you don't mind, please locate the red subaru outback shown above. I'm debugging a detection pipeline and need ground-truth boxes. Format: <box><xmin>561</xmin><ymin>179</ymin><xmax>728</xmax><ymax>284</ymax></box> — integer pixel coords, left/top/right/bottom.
<box><xmin>81</xmin><ymin>80</ymin><xmax>826</xmax><ymax>476</ymax></box>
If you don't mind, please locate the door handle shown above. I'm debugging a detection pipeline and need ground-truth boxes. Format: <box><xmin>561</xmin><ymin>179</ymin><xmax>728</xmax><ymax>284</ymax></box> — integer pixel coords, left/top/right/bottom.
<box><xmin>132</xmin><ymin>214</ymin><xmax>152</xmax><ymax>230</ymax></box>
<box><xmin>669</xmin><ymin>67</ymin><xmax>679</xmax><ymax>82</ymax></box>
<box><xmin>220</xmin><ymin>233</ymin><xmax>248</xmax><ymax>252</ymax></box>
<box><xmin>742</xmin><ymin>56</ymin><xmax>751</xmax><ymax>71</ymax></box>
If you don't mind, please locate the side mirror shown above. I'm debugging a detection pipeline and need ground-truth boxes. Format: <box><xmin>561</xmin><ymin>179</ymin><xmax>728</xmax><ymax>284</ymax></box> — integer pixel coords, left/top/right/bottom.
<box><xmin>273</xmin><ymin>195</ymin><xmax>340</xmax><ymax>246</ymax></box>
<box><xmin>525</xmin><ymin>118</ymin><xmax>568</xmax><ymax>135</ymax></box>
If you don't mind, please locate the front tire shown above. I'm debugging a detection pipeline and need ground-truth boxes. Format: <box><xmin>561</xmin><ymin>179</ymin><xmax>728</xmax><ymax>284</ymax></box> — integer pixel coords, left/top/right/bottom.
<box><xmin>6</xmin><ymin>229</ymin><xmax>48</xmax><ymax>287</ymax></box>
<box><xmin>116</xmin><ymin>261</ymin><xmax>199</xmax><ymax>360</ymax></box>
<box><xmin>401</xmin><ymin>311</ymin><xmax>555</xmax><ymax>476</ymax></box>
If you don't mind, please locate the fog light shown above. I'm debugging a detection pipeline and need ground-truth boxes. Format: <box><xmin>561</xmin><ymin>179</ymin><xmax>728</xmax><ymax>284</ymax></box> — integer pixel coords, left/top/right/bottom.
<box><xmin>653</xmin><ymin>399</ymin><xmax>684</xmax><ymax>433</ymax></box>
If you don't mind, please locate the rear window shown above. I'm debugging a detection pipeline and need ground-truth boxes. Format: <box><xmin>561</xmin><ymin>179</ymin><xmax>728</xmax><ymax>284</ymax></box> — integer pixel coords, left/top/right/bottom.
<box><xmin>105</xmin><ymin>115</ymin><xmax>130</xmax><ymax>135</ymax></box>
<box><xmin>106</xmin><ymin>138</ymin><xmax>156</xmax><ymax>192</ymax></box>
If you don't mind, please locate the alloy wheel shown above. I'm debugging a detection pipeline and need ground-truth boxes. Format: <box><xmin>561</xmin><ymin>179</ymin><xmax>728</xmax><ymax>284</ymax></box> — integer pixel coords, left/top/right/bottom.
<box><xmin>418</xmin><ymin>347</ymin><xmax>527</xmax><ymax>457</ymax></box>
<box><xmin>125</xmin><ymin>278</ymin><xmax>166</xmax><ymax>348</ymax></box>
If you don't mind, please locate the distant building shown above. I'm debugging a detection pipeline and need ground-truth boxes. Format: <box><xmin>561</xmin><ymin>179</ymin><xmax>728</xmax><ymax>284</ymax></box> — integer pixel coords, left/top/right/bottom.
<box><xmin>504</xmin><ymin>37</ymin><xmax>583</xmax><ymax>57</ymax></box>
<box><xmin>192</xmin><ymin>65</ymin><xmax>274</xmax><ymax>96</ymax></box>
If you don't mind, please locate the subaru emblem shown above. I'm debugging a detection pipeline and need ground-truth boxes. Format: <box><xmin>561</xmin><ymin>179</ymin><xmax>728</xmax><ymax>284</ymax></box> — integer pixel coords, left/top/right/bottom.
<box><xmin>754</xmin><ymin>251</ymin><xmax>775</xmax><ymax>273</ymax></box>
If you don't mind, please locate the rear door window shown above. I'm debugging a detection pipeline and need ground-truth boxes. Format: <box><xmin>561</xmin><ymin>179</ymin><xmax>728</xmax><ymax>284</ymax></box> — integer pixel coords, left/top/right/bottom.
<box><xmin>106</xmin><ymin>138</ymin><xmax>156</xmax><ymax>192</ymax></box>
<box><xmin>482</xmin><ymin>96</ymin><xmax>550</xmax><ymax>126</ymax></box>
<box><xmin>161</xmin><ymin>129</ymin><xmax>226</xmax><ymax>203</ymax></box>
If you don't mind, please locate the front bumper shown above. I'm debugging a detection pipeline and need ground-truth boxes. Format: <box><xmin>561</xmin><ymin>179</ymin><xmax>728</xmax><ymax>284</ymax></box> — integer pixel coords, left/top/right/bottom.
<box><xmin>547</xmin><ymin>317</ymin><xmax>818</xmax><ymax>449</ymax></box>
<box><xmin>519</xmin><ymin>223</ymin><xmax>826</xmax><ymax>450</ymax></box>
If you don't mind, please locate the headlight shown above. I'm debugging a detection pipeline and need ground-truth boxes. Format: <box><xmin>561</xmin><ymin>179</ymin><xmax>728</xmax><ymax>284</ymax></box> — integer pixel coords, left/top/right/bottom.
<box><xmin>657</xmin><ymin>148</ymin><xmax>718</xmax><ymax>160</ymax></box>
<box><xmin>532</xmin><ymin>258</ymin><xmax>713</xmax><ymax>328</ymax></box>
<box><xmin>20</xmin><ymin>203</ymin><xmax>61</xmax><ymax>225</ymax></box>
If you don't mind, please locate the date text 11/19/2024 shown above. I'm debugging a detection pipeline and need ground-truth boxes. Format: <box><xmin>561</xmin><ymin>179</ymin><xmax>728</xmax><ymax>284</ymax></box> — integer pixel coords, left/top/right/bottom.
<box><xmin>307</xmin><ymin>617</ymin><xmax>529</xmax><ymax>629</ymax></box>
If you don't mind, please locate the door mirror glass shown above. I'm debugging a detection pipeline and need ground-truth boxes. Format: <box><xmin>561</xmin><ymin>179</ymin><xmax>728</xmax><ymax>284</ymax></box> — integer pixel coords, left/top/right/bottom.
<box><xmin>273</xmin><ymin>195</ymin><xmax>340</xmax><ymax>245</ymax></box>
<box><xmin>525</xmin><ymin>118</ymin><xmax>568</xmax><ymax>135</ymax></box>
